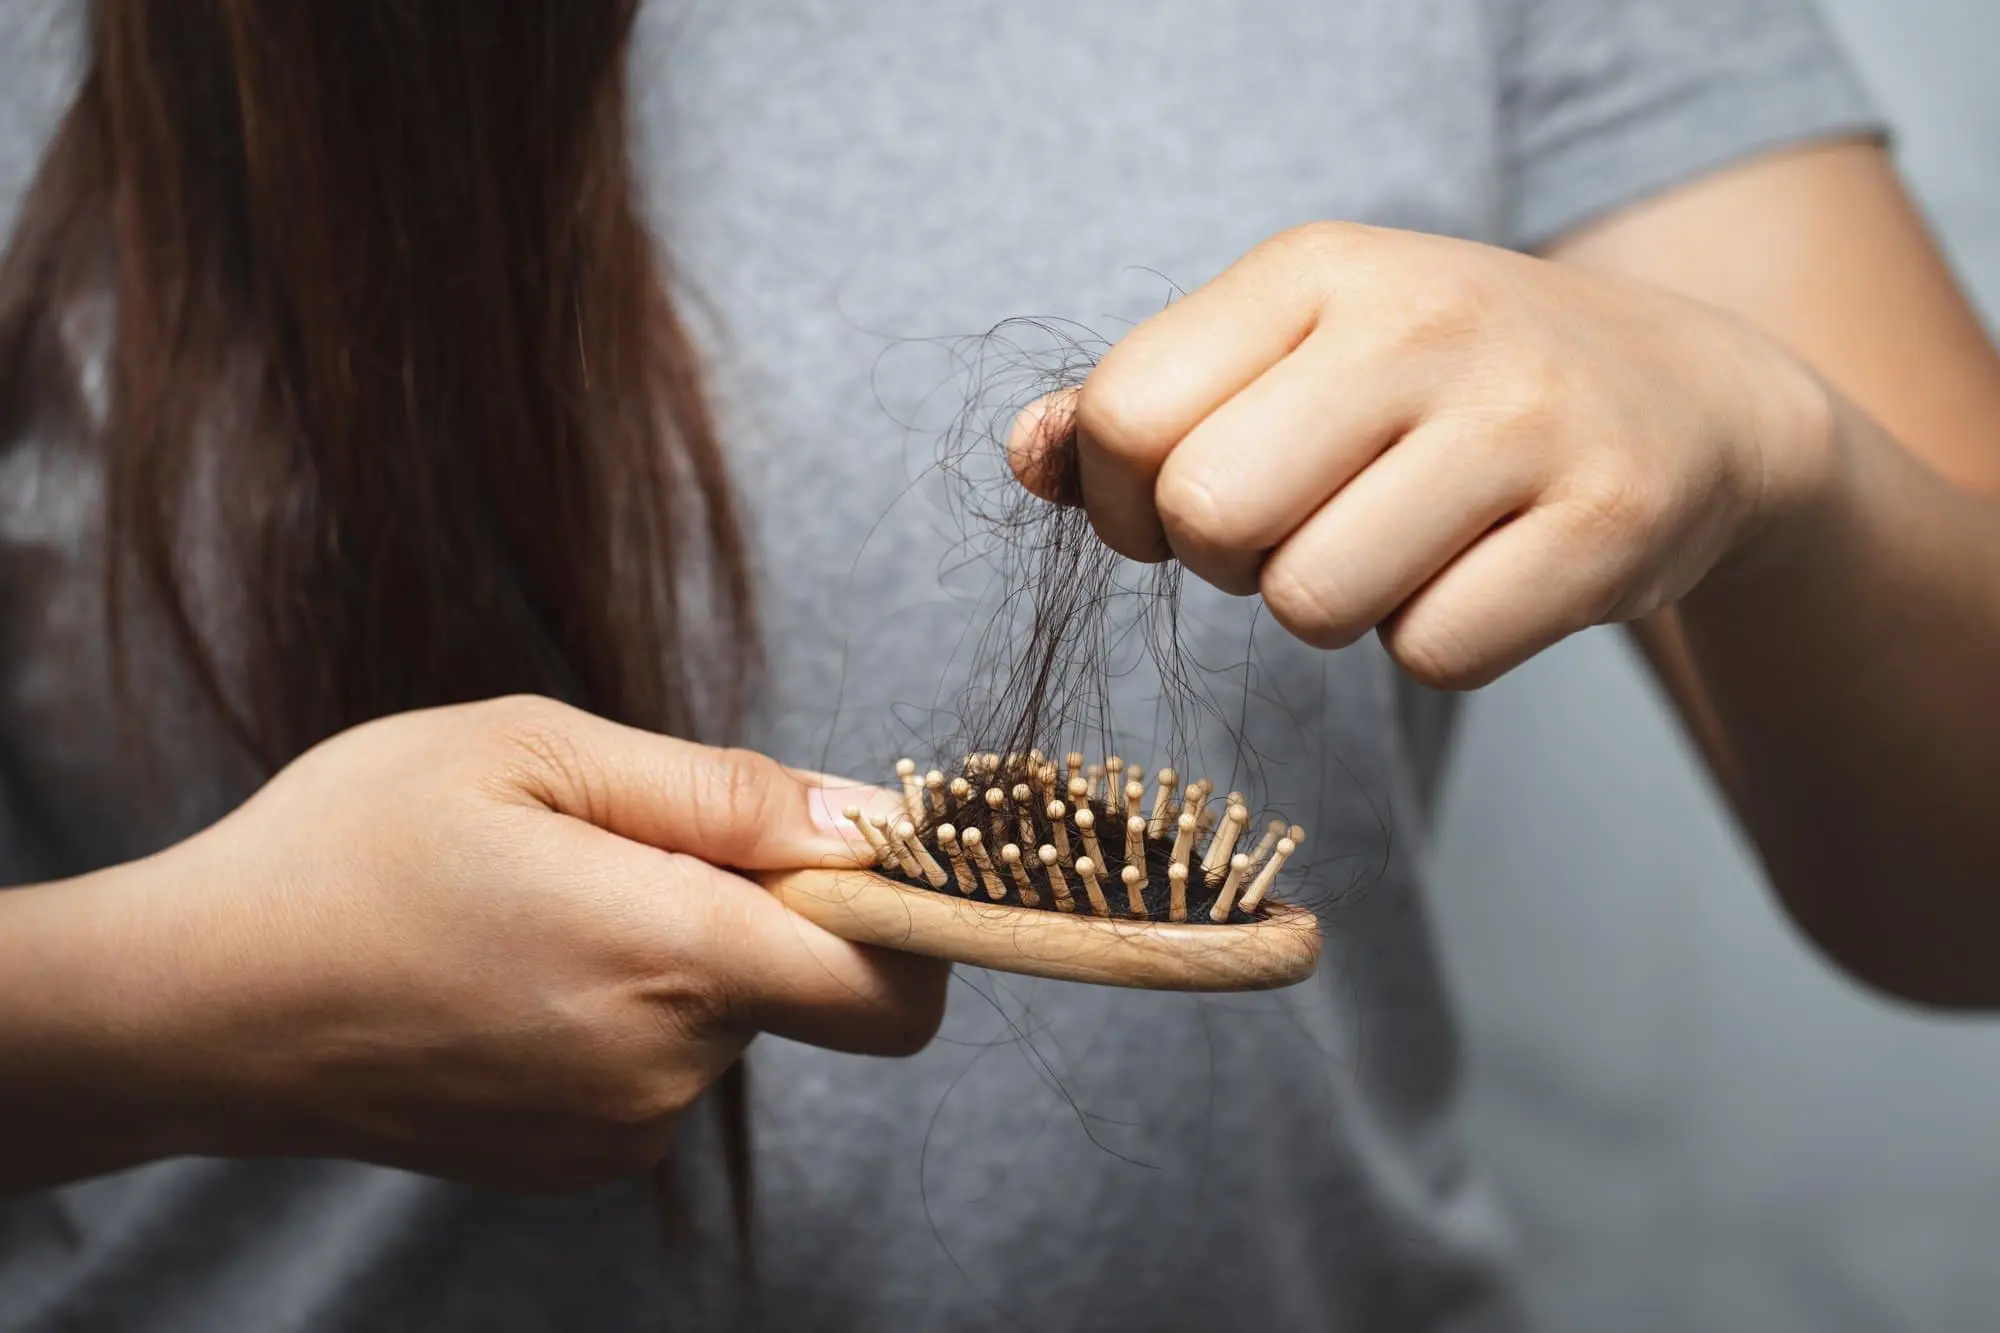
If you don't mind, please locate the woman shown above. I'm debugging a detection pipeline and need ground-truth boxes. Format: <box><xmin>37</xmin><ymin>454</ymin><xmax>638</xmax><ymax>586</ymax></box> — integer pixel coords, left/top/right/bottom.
<box><xmin>4</xmin><ymin>0</ymin><xmax>1998</xmax><ymax>1330</ymax></box>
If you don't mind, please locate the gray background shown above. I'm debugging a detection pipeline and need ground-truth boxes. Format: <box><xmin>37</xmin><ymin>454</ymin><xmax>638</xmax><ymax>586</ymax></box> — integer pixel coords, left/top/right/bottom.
<box><xmin>1428</xmin><ymin>2</ymin><xmax>2000</xmax><ymax>1328</ymax></box>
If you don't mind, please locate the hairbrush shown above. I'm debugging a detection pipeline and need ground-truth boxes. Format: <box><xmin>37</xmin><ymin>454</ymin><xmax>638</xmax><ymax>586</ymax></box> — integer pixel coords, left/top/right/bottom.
<box><xmin>759</xmin><ymin>751</ymin><xmax>1320</xmax><ymax>991</ymax></box>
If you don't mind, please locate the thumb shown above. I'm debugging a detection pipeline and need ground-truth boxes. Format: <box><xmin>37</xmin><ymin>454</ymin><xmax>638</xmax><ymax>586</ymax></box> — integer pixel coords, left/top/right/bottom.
<box><xmin>1007</xmin><ymin>388</ymin><xmax>1083</xmax><ymax>504</ymax></box>
<box><xmin>487</xmin><ymin>698</ymin><xmax>899</xmax><ymax>871</ymax></box>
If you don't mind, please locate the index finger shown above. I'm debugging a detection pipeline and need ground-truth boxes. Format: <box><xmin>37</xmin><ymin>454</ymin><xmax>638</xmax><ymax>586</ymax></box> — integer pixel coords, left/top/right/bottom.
<box><xmin>662</xmin><ymin>843</ymin><xmax>952</xmax><ymax>1058</ymax></box>
<box><xmin>1062</xmin><ymin>229</ymin><xmax>1333</xmax><ymax>560</ymax></box>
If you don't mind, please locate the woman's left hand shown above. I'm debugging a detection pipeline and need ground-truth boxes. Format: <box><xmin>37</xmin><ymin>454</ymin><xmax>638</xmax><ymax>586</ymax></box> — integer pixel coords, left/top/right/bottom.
<box><xmin>1010</xmin><ymin>222</ymin><xmax>1836</xmax><ymax>688</ymax></box>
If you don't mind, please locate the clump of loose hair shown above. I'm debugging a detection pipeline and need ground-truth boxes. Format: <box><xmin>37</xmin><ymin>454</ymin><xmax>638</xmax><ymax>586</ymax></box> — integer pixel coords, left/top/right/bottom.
<box><xmin>920</xmin><ymin>317</ymin><xmax>1201</xmax><ymax>771</ymax></box>
<box><xmin>828</xmin><ymin>317</ymin><xmax>1325</xmax><ymax>926</ymax></box>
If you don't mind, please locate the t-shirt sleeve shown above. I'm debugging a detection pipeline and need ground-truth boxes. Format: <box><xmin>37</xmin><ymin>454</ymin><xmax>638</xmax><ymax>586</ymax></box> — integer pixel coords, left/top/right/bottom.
<box><xmin>1500</xmin><ymin>0</ymin><xmax>1887</xmax><ymax>250</ymax></box>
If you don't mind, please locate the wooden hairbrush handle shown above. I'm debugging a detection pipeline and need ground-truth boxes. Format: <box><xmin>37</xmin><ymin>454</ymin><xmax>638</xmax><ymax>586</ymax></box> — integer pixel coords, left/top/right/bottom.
<box><xmin>756</xmin><ymin>865</ymin><xmax>1321</xmax><ymax>992</ymax></box>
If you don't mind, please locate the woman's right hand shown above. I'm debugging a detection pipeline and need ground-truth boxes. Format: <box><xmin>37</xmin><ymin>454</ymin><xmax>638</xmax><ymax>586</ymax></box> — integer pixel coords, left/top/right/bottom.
<box><xmin>0</xmin><ymin>697</ymin><xmax>944</xmax><ymax>1192</ymax></box>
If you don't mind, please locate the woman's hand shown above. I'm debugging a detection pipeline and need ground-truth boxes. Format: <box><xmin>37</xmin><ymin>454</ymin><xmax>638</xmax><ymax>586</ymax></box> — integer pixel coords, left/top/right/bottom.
<box><xmin>0</xmin><ymin>697</ymin><xmax>942</xmax><ymax>1192</ymax></box>
<box><xmin>1011</xmin><ymin>222</ymin><xmax>1836</xmax><ymax>688</ymax></box>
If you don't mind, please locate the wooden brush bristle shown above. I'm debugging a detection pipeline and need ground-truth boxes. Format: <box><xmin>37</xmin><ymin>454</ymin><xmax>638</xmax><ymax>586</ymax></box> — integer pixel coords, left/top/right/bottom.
<box><xmin>864</xmin><ymin>753</ymin><xmax>1305</xmax><ymax>924</ymax></box>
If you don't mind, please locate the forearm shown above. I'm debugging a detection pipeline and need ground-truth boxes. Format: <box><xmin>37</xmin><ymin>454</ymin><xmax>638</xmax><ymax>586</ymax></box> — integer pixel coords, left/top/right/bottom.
<box><xmin>0</xmin><ymin>860</ymin><xmax>226</xmax><ymax>1191</ymax></box>
<box><xmin>1676</xmin><ymin>394</ymin><xmax>2000</xmax><ymax>1006</ymax></box>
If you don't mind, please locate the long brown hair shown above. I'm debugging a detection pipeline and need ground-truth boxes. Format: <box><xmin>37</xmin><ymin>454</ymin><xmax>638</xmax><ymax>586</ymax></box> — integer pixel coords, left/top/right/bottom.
<box><xmin>0</xmin><ymin>0</ymin><xmax>756</xmax><ymax>767</ymax></box>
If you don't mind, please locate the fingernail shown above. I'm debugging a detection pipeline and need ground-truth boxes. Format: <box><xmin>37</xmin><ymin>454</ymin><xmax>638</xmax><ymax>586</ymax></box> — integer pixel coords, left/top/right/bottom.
<box><xmin>807</xmin><ymin>786</ymin><xmax>851</xmax><ymax>837</ymax></box>
<box><xmin>806</xmin><ymin>781</ymin><xmax>903</xmax><ymax>863</ymax></box>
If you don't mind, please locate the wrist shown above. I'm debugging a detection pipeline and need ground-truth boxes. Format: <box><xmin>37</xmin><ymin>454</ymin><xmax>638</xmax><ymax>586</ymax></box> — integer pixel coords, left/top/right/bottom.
<box><xmin>0</xmin><ymin>843</ymin><xmax>272</xmax><ymax>1173</ymax></box>
<box><xmin>1687</xmin><ymin>378</ymin><xmax>1879</xmax><ymax>650</ymax></box>
<box><xmin>1713</xmin><ymin>341</ymin><xmax>1852</xmax><ymax>586</ymax></box>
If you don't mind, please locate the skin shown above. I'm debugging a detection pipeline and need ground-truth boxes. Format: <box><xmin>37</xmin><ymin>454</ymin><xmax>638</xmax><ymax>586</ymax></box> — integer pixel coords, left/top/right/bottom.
<box><xmin>1556</xmin><ymin>141</ymin><xmax>2000</xmax><ymax>1008</ymax></box>
<box><xmin>9</xmin><ymin>140</ymin><xmax>2000</xmax><ymax>1194</ymax></box>
<box><xmin>1014</xmin><ymin>139</ymin><xmax>2000</xmax><ymax>1009</ymax></box>
<box><xmin>0</xmin><ymin>696</ymin><xmax>942</xmax><ymax>1192</ymax></box>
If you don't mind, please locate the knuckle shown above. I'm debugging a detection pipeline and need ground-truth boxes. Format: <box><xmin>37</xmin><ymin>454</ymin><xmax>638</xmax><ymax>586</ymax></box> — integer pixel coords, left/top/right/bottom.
<box><xmin>688</xmin><ymin>746</ymin><xmax>791</xmax><ymax>862</ymax></box>
<box><xmin>1154</xmin><ymin>467</ymin><xmax>1238</xmax><ymax>555</ymax></box>
<box><xmin>1566</xmin><ymin>468</ymin><xmax>1658</xmax><ymax>552</ymax></box>
<box><xmin>475</xmin><ymin>695</ymin><xmax>599</xmax><ymax>807</ymax></box>
<box><xmin>1083</xmin><ymin>503</ymin><xmax>1172</xmax><ymax>566</ymax></box>
<box><xmin>1266</xmin><ymin>219</ymin><xmax>1365</xmax><ymax>267</ymax></box>
<box><xmin>482</xmin><ymin>695</ymin><xmax>579</xmax><ymax>765</ymax></box>
<box><xmin>1388</xmin><ymin>265</ymin><xmax>1488</xmax><ymax>352</ymax></box>
<box><xmin>1383</xmin><ymin>616</ymin><xmax>1487</xmax><ymax>691</ymax></box>
<box><xmin>1074</xmin><ymin>369</ymin><xmax>1168</xmax><ymax>465</ymax></box>
<box><xmin>1481</xmin><ymin>348</ymin><xmax>1572</xmax><ymax>438</ymax></box>
<box><xmin>479</xmin><ymin>692</ymin><xmax>574</xmax><ymax>737</ymax></box>
<box><xmin>1569</xmin><ymin>546</ymin><xmax>1642</xmax><ymax>628</ymax></box>
<box><xmin>1260</xmin><ymin>560</ymin><xmax>1361</xmax><ymax>650</ymax></box>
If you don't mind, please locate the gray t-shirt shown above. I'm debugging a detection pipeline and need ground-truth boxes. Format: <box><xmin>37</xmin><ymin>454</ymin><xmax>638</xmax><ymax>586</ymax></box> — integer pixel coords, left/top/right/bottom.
<box><xmin>0</xmin><ymin>1</ymin><xmax>1876</xmax><ymax>1329</ymax></box>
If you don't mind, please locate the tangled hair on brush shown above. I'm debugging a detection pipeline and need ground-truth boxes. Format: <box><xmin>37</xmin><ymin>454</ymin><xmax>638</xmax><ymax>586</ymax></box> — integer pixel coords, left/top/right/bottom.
<box><xmin>814</xmin><ymin>316</ymin><xmax>1333</xmax><ymax>933</ymax></box>
<box><xmin>922</xmin><ymin>317</ymin><xmax>1197</xmax><ymax>769</ymax></box>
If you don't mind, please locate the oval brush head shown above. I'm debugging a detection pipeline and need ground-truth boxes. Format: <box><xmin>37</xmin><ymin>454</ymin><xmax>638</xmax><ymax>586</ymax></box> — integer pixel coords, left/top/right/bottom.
<box><xmin>758</xmin><ymin>752</ymin><xmax>1322</xmax><ymax>992</ymax></box>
